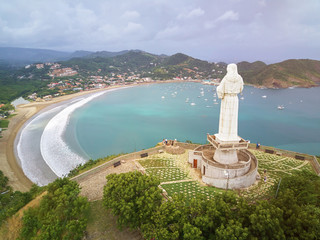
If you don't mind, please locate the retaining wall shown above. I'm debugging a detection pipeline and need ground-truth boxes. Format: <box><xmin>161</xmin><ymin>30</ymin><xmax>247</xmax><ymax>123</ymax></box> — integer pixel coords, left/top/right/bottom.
<box><xmin>71</xmin><ymin>145</ymin><xmax>165</xmax><ymax>182</ymax></box>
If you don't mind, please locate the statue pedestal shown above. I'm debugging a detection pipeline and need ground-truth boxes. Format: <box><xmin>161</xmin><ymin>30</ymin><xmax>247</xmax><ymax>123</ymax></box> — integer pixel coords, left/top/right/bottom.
<box><xmin>214</xmin><ymin>149</ymin><xmax>238</xmax><ymax>164</ymax></box>
<box><xmin>212</xmin><ymin>135</ymin><xmax>242</xmax><ymax>164</ymax></box>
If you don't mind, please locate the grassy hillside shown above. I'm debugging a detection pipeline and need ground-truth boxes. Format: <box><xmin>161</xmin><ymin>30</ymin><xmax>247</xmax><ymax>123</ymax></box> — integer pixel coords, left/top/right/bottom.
<box><xmin>238</xmin><ymin>59</ymin><xmax>320</xmax><ymax>88</ymax></box>
<box><xmin>62</xmin><ymin>51</ymin><xmax>225</xmax><ymax>80</ymax></box>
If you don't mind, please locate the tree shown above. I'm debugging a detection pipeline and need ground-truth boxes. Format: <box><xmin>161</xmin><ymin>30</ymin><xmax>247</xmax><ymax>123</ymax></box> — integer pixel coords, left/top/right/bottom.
<box><xmin>215</xmin><ymin>220</ymin><xmax>249</xmax><ymax>240</ymax></box>
<box><xmin>274</xmin><ymin>170</ymin><xmax>320</xmax><ymax>206</ymax></box>
<box><xmin>103</xmin><ymin>171</ymin><xmax>162</xmax><ymax>229</ymax></box>
<box><xmin>141</xmin><ymin>195</ymin><xmax>190</xmax><ymax>240</ymax></box>
<box><xmin>247</xmin><ymin>201</ymin><xmax>285</xmax><ymax>240</ymax></box>
<box><xmin>142</xmin><ymin>192</ymin><xmax>247</xmax><ymax>240</ymax></box>
<box><xmin>0</xmin><ymin>170</ymin><xmax>9</xmax><ymax>193</ymax></box>
<box><xmin>19</xmin><ymin>178</ymin><xmax>89</xmax><ymax>240</ymax></box>
<box><xmin>273</xmin><ymin>189</ymin><xmax>320</xmax><ymax>240</ymax></box>
<box><xmin>198</xmin><ymin>192</ymin><xmax>242</xmax><ymax>239</ymax></box>
<box><xmin>0</xmin><ymin>170</ymin><xmax>32</xmax><ymax>226</ymax></box>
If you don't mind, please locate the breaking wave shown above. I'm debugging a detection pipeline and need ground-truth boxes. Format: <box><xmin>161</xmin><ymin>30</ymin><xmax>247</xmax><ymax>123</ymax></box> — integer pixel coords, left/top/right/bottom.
<box><xmin>40</xmin><ymin>91</ymin><xmax>106</xmax><ymax>177</ymax></box>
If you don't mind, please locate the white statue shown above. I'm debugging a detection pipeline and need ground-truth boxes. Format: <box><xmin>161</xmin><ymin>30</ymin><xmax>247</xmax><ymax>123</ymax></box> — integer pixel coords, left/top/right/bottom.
<box><xmin>215</xmin><ymin>63</ymin><xmax>243</xmax><ymax>142</ymax></box>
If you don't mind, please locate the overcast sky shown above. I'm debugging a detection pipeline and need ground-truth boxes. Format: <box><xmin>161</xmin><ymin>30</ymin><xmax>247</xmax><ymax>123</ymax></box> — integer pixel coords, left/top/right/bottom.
<box><xmin>1</xmin><ymin>0</ymin><xmax>319</xmax><ymax>63</ymax></box>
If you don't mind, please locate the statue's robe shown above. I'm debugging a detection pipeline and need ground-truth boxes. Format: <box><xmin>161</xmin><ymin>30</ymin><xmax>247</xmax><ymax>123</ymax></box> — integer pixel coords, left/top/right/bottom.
<box><xmin>215</xmin><ymin>64</ymin><xmax>243</xmax><ymax>142</ymax></box>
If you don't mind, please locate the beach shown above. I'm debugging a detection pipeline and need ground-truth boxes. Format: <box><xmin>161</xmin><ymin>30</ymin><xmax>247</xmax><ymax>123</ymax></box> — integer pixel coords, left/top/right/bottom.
<box><xmin>0</xmin><ymin>86</ymin><xmax>124</xmax><ymax>191</ymax></box>
<box><xmin>1</xmin><ymin>80</ymin><xmax>189</xmax><ymax>191</ymax></box>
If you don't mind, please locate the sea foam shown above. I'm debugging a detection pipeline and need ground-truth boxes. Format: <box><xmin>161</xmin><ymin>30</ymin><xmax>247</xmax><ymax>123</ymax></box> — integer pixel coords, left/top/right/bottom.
<box><xmin>40</xmin><ymin>91</ymin><xmax>107</xmax><ymax>177</ymax></box>
<box><xmin>17</xmin><ymin>105</ymin><xmax>65</xmax><ymax>185</ymax></box>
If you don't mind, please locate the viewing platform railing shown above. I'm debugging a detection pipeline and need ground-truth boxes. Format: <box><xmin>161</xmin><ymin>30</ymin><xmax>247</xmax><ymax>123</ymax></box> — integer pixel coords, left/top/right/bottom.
<box><xmin>207</xmin><ymin>134</ymin><xmax>249</xmax><ymax>150</ymax></box>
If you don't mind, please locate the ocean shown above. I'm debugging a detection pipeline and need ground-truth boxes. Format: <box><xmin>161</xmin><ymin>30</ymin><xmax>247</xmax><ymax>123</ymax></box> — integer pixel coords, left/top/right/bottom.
<box><xmin>16</xmin><ymin>82</ymin><xmax>320</xmax><ymax>185</ymax></box>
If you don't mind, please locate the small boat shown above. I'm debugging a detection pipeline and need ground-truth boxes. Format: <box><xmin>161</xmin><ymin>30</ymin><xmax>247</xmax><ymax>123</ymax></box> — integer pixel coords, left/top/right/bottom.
<box><xmin>262</xmin><ymin>95</ymin><xmax>267</xmax><ymax>98</ymax></box>
<box><xmin>240</xmin><ymin>97</ymin><xmax>244</xmax><ymax>100</ymax></box>
<box><xmin>206</xmin><ymin>105</ymin><xmax>213</xmax><ymax>108</ymax></box>
<box><xmin>214</xmin><ymin>102</ymin><xmax>219</xmax><ymax>105</ymax></box>
<box><xmin>161</xmin><ymin>96</ymin><xmax>165</xmax><ymax>99</ymax></box>
<box><xmin>204</xmin><ymin>98</ymin><xmax>208</xmax><ymax>101</ymax></box>
<box><xmin>190</xmin><ymin>102</ymin><xmax>196</xmax><ymax>106</ymax></box>
<box><xmin>185</xmin><ymin>98</ymin><xmax>189</xmax><ymax>103</ymax></box>
<box><xmin>277</xmin><ymin>105</ymin><xmax>285</xmax><ymax>110</ymax></box>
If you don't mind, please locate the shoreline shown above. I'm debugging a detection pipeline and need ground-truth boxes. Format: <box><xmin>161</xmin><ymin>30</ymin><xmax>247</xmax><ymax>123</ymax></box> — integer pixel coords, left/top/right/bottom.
<box><xmin>0</xmin><ymin>85</ymin><xmax>132</xmax><ymax>191</ymax></box>
<box><xmin>1</xmin><ymin>80</ymin><xmax>190</xmax><ymax>191</ymax></box>
<box><xmin>4</xmin><ymin>80</ymin><xmax>318</xmax><ymax>191</ymax></box>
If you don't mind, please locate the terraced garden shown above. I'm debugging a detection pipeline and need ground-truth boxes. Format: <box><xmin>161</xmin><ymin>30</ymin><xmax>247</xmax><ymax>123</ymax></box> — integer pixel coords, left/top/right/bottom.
<box><xmin>137</xmin><ymin>149</ymin><xmax>315</xmax><ymax>201</ymax></box>
<box><xmin>242</xmin><ymin>149</ymin><xmax>315</xmax><ymax>200</ymax></box>
<box><xmin>138</xmin><ymin>153</ymin><xmax>222</xmax><ymax>200</ymax></box>
<box><xmin>145</xmin><ymin>168</ymin><xmax>189</xmax><ymax>182</ymax></box>
<box><xmin>139</xmin><ymin>158</ymin><xmax>177</xmax><ymax>168</ymax></box>
<box><xmin>162</xmin><ymin>181</ymin><xmax>224</xmax><ymax>200</ymax></box>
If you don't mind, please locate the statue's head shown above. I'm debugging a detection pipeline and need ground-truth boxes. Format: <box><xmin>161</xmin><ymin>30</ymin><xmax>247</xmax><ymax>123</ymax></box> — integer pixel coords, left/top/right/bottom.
<box><xmin>227</xmin><ymin>63</ymin><xmax>238</xmax><ymax>74</ymax></box>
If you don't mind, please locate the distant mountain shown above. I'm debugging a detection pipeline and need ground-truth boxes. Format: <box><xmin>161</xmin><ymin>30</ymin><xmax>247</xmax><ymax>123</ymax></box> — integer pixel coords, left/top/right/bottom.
<box><xmin>0</xmin><ymin>47</ymin><xmax>70</xmax><ymax>66</ymax></box>
<box><xmin>62</xmin><ymin>50</ymin><xmax>226</xmax><ymax>80</ymax></box>
<box><xmin>237</xmin><ymin>61</ymin><xmax>267</xmax><ymax>73</ymax></box>
<box><xmin>238</xmin><ymin>59</ymin><xmax>320</xmax><ymax>88</ymax></box>
<box><xmin>1</xmin><ymin>47</ymin><xmax>319</xmax><ymax>88</ymax></box>
<box><xmin>68</xmin><ymin>50</ymin><xmax>93</xmax><ymax>59</ymax></box>
<box><xmin>84</xmin><ymin>50</ymin><xmax>129</xmax><ymax>59</ymax></box>
<box><xmin>0</xmin><ymin>47</ymin><xmax>95</xmax><ymax>67</ymax></box>
<box><xmin>163</xmin><ymin>53</ymin><xmax>190</xmax><ymax>65</ymax></box>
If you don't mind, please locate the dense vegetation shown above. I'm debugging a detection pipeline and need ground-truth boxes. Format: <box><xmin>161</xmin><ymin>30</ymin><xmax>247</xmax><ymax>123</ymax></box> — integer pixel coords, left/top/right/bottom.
<box><xmin>103</xmin><ymin>171</ymin><xmax>320</xmax><ymax>240</ymax></box>
<box><xmin>103</xmin><ymin>171</ymin><xmax>162</xmax><ymax>230</ymax></box>
<box><xmin>62</xmin><ymin>51</ymin><xmax>225</xmax><ymax>80</ymax></box>
<box><xmin>19</xmin><ymin>178</ymin><xmax>89</xmax><ymax>240</ymax></box>
<box><xmin>0</xmin><ymin>170</ymin><xmax>41</xmax><ymax>226</ymax></box>
<box><xmin>0</xmin><ymin>66</ymin><xmax>47</xmax><ymax>103</ymax></box>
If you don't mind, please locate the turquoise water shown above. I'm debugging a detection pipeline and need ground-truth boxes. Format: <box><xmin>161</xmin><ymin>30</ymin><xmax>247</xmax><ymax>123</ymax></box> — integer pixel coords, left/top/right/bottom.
<box><xmin>67</xmin><ymin>82</ymin><xmax>320</xmax><ymax>159</ymax></box>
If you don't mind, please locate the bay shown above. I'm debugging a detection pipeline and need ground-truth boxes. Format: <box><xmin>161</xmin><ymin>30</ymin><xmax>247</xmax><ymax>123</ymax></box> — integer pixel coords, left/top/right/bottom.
<box><xmin>67</xmin><ymin>82</ymin><xmax>320</xmax><ymax>159</ymax></box>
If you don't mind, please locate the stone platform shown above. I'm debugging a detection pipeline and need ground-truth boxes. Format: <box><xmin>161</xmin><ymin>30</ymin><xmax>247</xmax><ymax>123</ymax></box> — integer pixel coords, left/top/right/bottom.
<box><xmin>165</xmin><ymin>145</ymin><xmax>186</xmax><ymax>155</ymax></box>
<box><xmin>189</xmin><ymin>144</ymin><xmax>258</xmax><ymax>189</ymax></box>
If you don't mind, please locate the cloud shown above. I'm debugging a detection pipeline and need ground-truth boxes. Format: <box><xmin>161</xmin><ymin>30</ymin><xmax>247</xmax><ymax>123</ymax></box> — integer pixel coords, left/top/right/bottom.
<box><xmin>177</xmin><ymin>7</ymin><xmax>204</xmax><ymax>20</ymax></box>
<box><xmin>205</xmin><ymin>10</ymin><xmax>239</xmax><ymax>29</ymax></box>
<box><xmin>123</xmin><ymin>22</ymin><xmax>143</xmax><ymax>34</ymax></box>
<box><xmin>0</xmin><ymin>0</ymin><xmax>319</xmax><ymax>62</ymax></box>
<box><xmin>258</xmin><ymin>0</ymin><xmax>266</xmax><ymax>7</ymax></box>
<box><xmin>155</xmin><ymin>25</ymin><xmax>180</xmax><ymax>40</ymax></box>
<box><xmin>121</xmin><ymin>10</ymin><xmax>140</xmax><ymax>19</ymax></box>
<box><xmin>215</xmin><ymin>10</ymin><xmax>239</xmax><ymax>22</ymax></box>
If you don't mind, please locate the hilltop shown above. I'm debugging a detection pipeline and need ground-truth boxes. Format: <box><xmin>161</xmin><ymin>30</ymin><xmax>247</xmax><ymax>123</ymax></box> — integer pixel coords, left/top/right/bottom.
<box><xmin>238</xmin><ymin>59</ymin><xmax>320</xmax><ymax>88</ymax></box>
<box><xmin>0</xmin><ymin>47</ymin><xmax>93</xmax><ymax>67</ymax></box>
<box><xmin>61</xmin><ymin>51</ymin><xmax>225</xmax><ymax>80</ymax></box>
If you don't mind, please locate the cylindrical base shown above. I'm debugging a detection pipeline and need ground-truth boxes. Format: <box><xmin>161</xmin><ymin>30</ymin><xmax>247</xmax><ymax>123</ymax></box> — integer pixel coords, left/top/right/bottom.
<box><xmin>214</xmin><ymin>149</ymin><xmax>238</xmax><ymax>164</ymax></box>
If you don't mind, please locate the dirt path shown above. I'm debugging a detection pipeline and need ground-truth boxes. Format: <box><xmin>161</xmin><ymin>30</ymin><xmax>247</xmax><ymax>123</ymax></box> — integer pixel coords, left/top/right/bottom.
<box><xmin>77</xmin><ymin>160</ymin><xmax>140</xmax><ymax>201</ymax></box>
